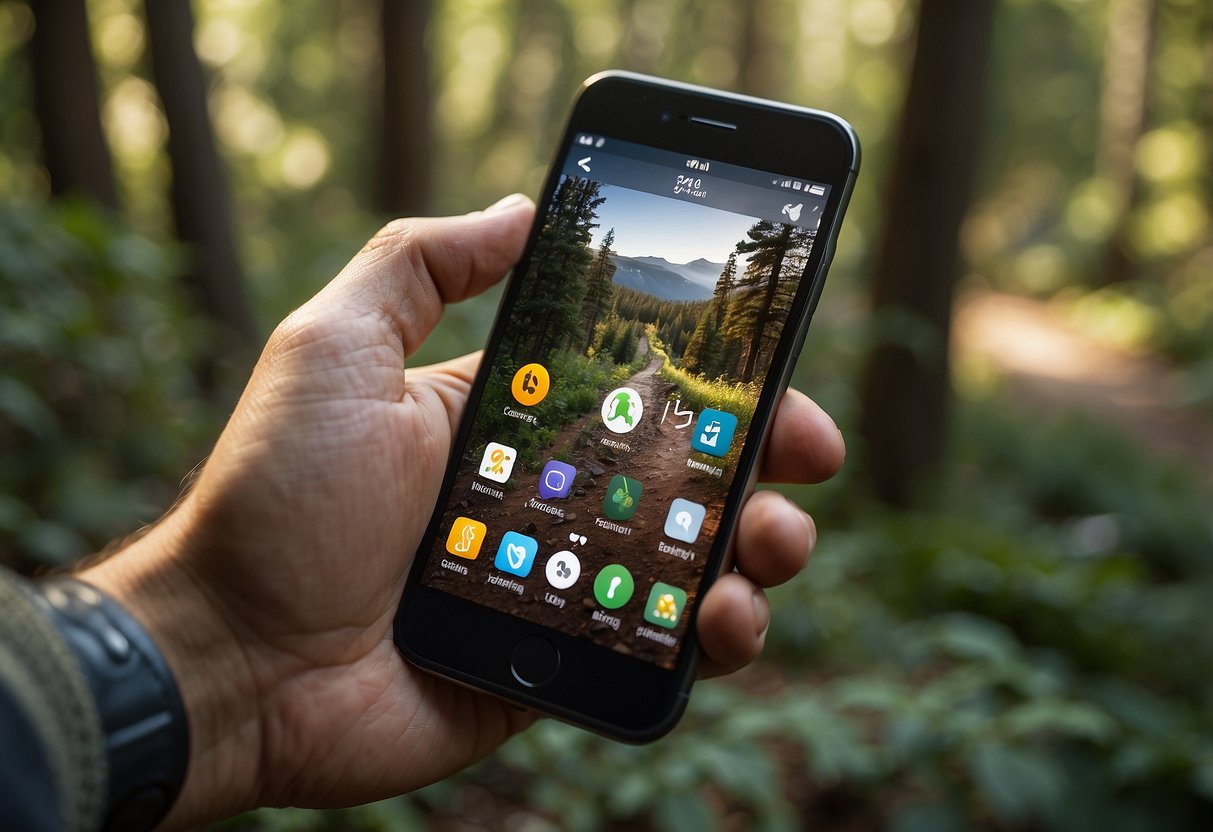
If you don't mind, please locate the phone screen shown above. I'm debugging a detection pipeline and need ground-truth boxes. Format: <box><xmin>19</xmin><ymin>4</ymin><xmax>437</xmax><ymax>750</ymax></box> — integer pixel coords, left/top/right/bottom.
<box><xmin>417</xmin><ymin>134</ymin><xmax>830</xmax><ymax>670</ymax></box>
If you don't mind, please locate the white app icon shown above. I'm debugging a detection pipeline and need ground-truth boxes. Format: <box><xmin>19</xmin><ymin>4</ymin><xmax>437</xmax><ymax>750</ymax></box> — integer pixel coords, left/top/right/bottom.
<box><xmin>664</xmin><ymin>498</ymin><xmax>706</xmax><ymax>544</ymax></box>
<box><xmin>601</xmin><ymin>387</ymin><xmax>643</xmax><ymax>434</ymax></box>
<box><xmin>545</xmin><ymin>550</ymin><xmax>581</xmax><ymax>590</ymax></box>
<box><xmin>781</xmin><ymin>202</ymin><xmax>803</xmax><ymax>222</ymax></box>
<box><xmin>479</xmin><ymin>441</ymin><xmax>516</xmax><ymax>483</ymax></box>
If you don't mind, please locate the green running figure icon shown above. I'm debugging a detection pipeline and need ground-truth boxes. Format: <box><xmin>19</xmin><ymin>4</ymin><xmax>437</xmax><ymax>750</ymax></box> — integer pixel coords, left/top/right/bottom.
<box><xmin>600</xmin><ymin>386</ymin><xmax>643</xmax><ymax>434</ymax></box>
<box><xmin>608</xmin><ymin>392</ymin><xmax>633</xmax><ymax>425</ymax></box>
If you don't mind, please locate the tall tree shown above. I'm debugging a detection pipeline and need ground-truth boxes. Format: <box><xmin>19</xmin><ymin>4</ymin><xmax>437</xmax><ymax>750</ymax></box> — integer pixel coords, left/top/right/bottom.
<box><xmin>374</xmin><ymin>0</ymin><xmax>431</xmax><ymax>216</ymax></box>
<box><xmin>28</xmin><ymin>0</ymin><xmax>118</xmax><ymax>209</ymax></box>
<box><xmin>682</xmin><ymin>253</ymin><xmax>737</xmax><ymax>375</ymax></box>
<box><xmin>1098</xmin><ymin>0</ymin><xmax>1160</xmax><ymax>285</ymax></box>
<box><xmin>712</xmin><ymin>253</ymin><xmax>738</xmax><ymax>325</ymax></box>
<box><xmin>857</xmin><ymin>0</ymin><xmax>997</xmax><ymax>505</ymax></box>
<box><xmin>727</xmin><ymin>222</ymin><xmax>811</xmax><ymax>382</ymax></box>
<box><xmin>144</xmin><ymin>0</ymin><xmax>257</xmax><ymax>372</ymax></box>
<box><xmin>506</xmin><ymin>176</ymin><xmax>603</xmax><ymax>359</ymax></box>
<box><xmin>580</xmin><ymin>228</ymin><xmax>616</xmax><ymax>351</ymax></box>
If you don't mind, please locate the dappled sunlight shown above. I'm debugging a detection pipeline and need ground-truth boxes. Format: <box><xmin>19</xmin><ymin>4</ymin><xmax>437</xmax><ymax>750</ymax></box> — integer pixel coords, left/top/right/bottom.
<box><xmin>956</xmin><ymin>291</ymin><xmax>1134</xmax><ymax>384</ymax></box>
<box><xmin>1131</xmin><ymin>189</ymin><xmax>1208</xmax><ymax>255</ymax></box>
<box><xmin>275</xmin><ymin>127</ymin><xmax>331</xmax><ymax>190</ymax></box>
<box><xmin>954</xmin><ymin>290</ymin><xmax>1213</xmax><ymax>482</ymax></box>
<box><xmin>94</xmin><ymin>10</ymin><xmax>144</xmax><ymax>69</ymax></box>
<box><xmin>102</xmin><ymin>76</ymin><xmax>167</xmax><ymax>158</ymax></box>
<box><xmin>1137</xmin><ymin>123</ymin><xmax>1203</xmax><ymax>183</ymax></box>
<box><xmin>214</xmin><ymin>85</ymin><xmax>284</xmax><ymax>154</ymax></box>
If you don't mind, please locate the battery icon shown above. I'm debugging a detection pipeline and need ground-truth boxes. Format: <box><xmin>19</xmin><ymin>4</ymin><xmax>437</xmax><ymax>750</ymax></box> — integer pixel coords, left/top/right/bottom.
<box><xmin>808</xmin><ymin>184</ymin><xmax>825</xmax><ymax>196</ymax></box>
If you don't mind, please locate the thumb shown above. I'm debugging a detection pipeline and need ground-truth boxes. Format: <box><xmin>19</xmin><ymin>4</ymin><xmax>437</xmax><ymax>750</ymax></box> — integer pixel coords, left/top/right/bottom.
<box><xmin>308</xmin><ymin>194</ymin><xmax>534</xmax><ymax>358</ymax></box>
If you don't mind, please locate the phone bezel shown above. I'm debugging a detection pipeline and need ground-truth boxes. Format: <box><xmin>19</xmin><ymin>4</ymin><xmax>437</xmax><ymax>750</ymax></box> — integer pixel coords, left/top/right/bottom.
<box><xmin>396</xmin><ymin>72</ymin><xmax>859</xmax><ymax>741</ymax></box>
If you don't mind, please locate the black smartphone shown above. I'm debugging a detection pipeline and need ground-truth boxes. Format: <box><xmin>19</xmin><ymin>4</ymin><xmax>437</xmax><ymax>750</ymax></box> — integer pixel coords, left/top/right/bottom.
<box><xmin>395</xmin><ymin>71</ymin><xmax>859</xmax><ymax>741</ymax></box>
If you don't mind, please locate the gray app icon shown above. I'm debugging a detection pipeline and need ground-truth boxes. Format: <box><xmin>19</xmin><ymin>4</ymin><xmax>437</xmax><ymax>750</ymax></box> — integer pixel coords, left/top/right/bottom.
<box><xmin>663</xmin><ymin>498</ymin><xmax>706</xmax><ymax>544</ymax></box>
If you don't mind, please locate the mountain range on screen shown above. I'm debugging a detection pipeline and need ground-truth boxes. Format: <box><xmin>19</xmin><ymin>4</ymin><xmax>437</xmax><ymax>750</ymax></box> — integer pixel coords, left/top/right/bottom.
<box><xmin>610</xmin><ymin>255</ymin><xmax>723</xmax><ymax>301</ymax></box>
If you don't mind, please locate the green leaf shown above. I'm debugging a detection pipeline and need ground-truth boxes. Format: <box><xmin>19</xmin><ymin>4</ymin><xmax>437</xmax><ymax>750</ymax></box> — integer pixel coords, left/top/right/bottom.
<box><xmin>695</xmin><ymin>742</ymin><xmax>780</xmax><ymax>809</ymax></box>
<box><xmin>968</xmin><ymin>744</ymin><xmax>1065</xmax><ymax>824</ymax></box>
<box><xmin>1002</xmin><ymin>699</ymin><xmax>1119</xmax><ymax>744</ymax></box>
<box><xmin>0</xmin><ymin>376</ymin><xmax>58</xmax><ymax>439</ymax></box>
<box><xmin>888</xmin><ymin>801</ymin><xmax>968</xmax><ymax>832</ymax></box>
<box><xmin>653</xmin><ymin>791</ymin><xmax>719</xmax><ymax>832</ymax></box>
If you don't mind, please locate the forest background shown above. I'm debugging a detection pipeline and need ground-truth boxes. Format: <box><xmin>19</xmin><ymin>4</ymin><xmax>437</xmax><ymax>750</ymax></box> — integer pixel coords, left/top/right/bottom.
<box><xmin>1</xmin><ymin>0</ymin><xmax>1211</xmax><ymax>829</ymax></box>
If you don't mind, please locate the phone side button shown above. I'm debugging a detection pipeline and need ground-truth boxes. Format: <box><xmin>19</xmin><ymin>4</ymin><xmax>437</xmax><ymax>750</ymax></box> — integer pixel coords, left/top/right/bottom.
<box><xmin>510</xmin><ymin>635</ymin><xmax>561</xmax><ymax>688</ymax></box>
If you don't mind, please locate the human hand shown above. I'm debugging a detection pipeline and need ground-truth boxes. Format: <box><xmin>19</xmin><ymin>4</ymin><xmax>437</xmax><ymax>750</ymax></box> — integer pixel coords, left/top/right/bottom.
<box><xmin>81</xmin><ymin>195</ymin><xmax>845</xmax><ymax>826</ymax></box>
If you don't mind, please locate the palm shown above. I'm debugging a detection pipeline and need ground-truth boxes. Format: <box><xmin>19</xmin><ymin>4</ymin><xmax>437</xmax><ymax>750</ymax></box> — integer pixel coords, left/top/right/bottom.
<box><xmin>188</xmin><ymin>318</ymin><xmax>531</xmax><ymax>806</ymax></box>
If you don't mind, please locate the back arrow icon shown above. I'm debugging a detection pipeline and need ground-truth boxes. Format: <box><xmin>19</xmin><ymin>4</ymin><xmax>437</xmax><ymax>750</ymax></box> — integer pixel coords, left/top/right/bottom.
<box><xmin>578</xmin><ymin>157</ymin><xmax>592</xmax><ymax>172</ymax></box>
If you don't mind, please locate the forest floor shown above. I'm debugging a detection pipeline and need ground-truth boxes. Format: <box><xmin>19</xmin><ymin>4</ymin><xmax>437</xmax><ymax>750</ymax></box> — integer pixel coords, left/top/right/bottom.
<box><xmin>953</xmin><ymin>290</ymin><xmax>1213</xmax><ymax>485</ymax></box>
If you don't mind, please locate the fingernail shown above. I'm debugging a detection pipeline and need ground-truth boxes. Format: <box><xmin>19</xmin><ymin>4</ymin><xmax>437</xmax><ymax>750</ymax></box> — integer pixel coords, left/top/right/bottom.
<box><xmin>786</xmin><ymin>495</ymin><xmax>816</xmax><ymax>550</ymax></box>
<box><xmin>484</xmin><ymin>193</ymin><xmax>530</xmax><ymax>213</ymax></box>
<box><xmin>752</xmin><ymin>589</ymin><xmax>770</xmax><ymax>637</ymax></box>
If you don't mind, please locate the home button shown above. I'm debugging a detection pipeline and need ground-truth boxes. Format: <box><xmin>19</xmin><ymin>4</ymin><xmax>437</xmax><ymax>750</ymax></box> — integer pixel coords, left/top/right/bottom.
<box><xmin>510</xmin><ymin>635</ymin><xmax>560</xmax><ymax>688</ymax></box>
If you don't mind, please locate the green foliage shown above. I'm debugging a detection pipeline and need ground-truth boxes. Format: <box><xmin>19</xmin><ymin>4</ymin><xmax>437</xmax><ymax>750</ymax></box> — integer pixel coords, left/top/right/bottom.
<box><xmin>956</xmin><ymin>399</ymin><xmax>1213</xmax><ymax>577</ymax></box>
<box><xmin>0</xmin><ymin>200</ymin><xmax>214</xmax><ymax>567</ymax></box>
<box><xmin>651</xmin><ymin>326</ymin><xmax>759</xmax><ymax>433</ymax></box>
<box><xmin>506</xmin><ymin>176</ymin><xmax>603</xmax><ymax>359</ymax></box>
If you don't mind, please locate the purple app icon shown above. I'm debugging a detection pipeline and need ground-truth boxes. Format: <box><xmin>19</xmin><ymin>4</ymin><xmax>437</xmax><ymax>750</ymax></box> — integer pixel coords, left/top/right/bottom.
<box><xmin>538</xmin><ymin>460</ymin><xmax>577</xmax><ymax>500</ymax></box>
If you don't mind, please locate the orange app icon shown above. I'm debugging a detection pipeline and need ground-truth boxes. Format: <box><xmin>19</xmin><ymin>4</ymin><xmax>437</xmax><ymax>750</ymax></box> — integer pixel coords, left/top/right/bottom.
<box><xmin>446</xmin><ymin>517</ymin><xmax>487</xmax><ymax>560</ymax></box>
<box><xmin>511</xmin><ymin>363</ymin><xmax>550</xmax><ymax>407</ymax></box>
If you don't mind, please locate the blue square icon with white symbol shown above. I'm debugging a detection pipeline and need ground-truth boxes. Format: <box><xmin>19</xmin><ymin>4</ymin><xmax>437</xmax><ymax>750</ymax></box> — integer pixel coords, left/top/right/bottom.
<box><xmin>495</xmin><ymin>531</ymin><xmax>538</xmax><ymax>577</ymax></box>
<box><xmin>690</xmin><ymin>408</ymin><xmax>738</xmax><ymax>457</ymax></box>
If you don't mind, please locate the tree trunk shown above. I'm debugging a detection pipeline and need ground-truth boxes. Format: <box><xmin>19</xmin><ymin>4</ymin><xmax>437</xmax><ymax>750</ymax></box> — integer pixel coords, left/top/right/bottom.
<box><xmin>857</xmin><ymin>0</ymin><xmax>997</xmax><ymax>506</ymax></box>
<box><xmin>737</xmin><ymin>0</ymin><xmax>779</xmax><ymax>99</ymax></box>
<box><xmin>373</xmin><ymin>0</ymin><xmax>431</xmax><ymax>216</ymax></box>
<box><xmin>144</xmin><ymin>0</ymin><xmax>257</xmax><ymax>369</ymax></box>
<box><xmin>1098</xmin><ymin>0</ymin><xmax>1160</xmax><ymax>285</ymax></box>
<box><xmin>28</xmin><ymin>0</ymin><xmax>118</xmax><ymax>209</ymax></box>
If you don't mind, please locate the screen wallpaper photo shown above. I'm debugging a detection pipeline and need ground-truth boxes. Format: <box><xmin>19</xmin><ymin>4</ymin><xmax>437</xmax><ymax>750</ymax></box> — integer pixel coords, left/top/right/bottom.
<box><xmin>421</xmin><ymin>172</ymin><xmax>817</xmax><ymax>667</ymax></box>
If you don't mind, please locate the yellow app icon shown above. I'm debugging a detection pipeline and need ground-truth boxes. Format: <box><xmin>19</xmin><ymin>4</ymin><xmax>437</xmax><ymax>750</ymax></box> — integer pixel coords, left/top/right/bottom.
<box><xmin>446</xmin><ymin>517</ymin><xmax>486</xmax><ymax>560</ymax></box>
<box><xmin>511</xmin><ymin>363</ymin><xmax>550</xmax><ymax>407</ymax></box>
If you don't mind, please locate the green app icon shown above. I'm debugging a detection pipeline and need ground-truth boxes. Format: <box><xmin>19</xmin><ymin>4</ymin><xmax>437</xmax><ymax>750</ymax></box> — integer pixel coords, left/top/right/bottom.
<box><xmin>602</xmin><ymin>474</ymin><xmax>642</xmax><ymax>521</ymax></box>
<box><xmin>594</xmin><ymin>564</ymin><xmax>634</xmax><ymax>609</ymax></box>
<box><xmin>644</xmin><ymin>582</ymin><xmax>688</xmax><ymax>630</ymax></box>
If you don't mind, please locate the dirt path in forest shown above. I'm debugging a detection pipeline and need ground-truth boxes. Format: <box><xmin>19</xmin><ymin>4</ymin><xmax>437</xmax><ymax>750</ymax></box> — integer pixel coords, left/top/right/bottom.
<box><xmin>424</xmin><ymin>336</ymin><xmax>732</xmax><ymax>665</ymax></box>
<box><xmin>954</xmin><ymin>291</ymin><xmax>1213</xmax><ymax>485</ymax></box>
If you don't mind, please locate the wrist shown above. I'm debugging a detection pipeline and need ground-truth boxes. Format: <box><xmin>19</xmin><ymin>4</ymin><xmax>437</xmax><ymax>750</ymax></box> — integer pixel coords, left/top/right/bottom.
<box><xmin>80</xmin><ymin>502</ymin><xmax>263</xmax><ymax>828</ymax></box>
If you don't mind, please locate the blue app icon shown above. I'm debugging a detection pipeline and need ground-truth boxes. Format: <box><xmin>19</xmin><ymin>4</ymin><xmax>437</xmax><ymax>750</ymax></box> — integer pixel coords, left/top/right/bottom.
<box><xmin>690</xmin><ymin>408</ymin><xmax>738</xmax><ymax>457</ymax></box>
<box><xmin>538</xmin><ymin>459</ymin><xmax>577</xmax><ymax>499</ymax></box>
<box><xmin>495</xmin><ymin>531</ymin><xmax>538</xmax><ymax>577</ymax></box>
